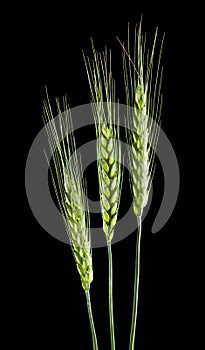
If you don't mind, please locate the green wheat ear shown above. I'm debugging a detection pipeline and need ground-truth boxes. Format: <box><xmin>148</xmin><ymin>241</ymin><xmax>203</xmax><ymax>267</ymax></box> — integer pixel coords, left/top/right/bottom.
<box><xmin>98</xmin><ymin>122</ymin><xmax>122</xmax><ymax>241</ymax></box>
<box><xmin>83</xmin><ymin>45</ymin><xmax>123</xmax><ymax>243</ymax></box>
<box><xmin>120</xmin><ymin>22</ymin><xmax>164</xmax><ymax>215</ymax></box>
<box><xmin>42</xmin><ymin>94</ymin><xmax>93</xmax><ymax>291</ymax></box>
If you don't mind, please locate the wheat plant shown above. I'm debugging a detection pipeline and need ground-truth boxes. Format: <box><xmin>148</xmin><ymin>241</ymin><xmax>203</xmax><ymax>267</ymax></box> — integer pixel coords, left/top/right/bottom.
<box><xmin>118</xmin><ymin>22</ymin><xmax>164</xmax><ymax>349</ymax></box>
<box><xmin>42</xmin><ymin>94</ymin><xmax>98</xmax><ymax>350</ymax></box>
<box><xmin>39</xmin><ymin>20</ymin><xmax>164</xmax><ymax>348</ymax></box>
<box><xmin>84</xmin><ymin>45</ymin><xmax>123</xmax><ymax>350</ymax></box>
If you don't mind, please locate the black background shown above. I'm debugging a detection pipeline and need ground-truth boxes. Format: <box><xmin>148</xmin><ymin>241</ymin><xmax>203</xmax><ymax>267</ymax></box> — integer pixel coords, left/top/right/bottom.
<box><xmin>19</xmin><ymin>2</ymin><xmax>191</xmax><ymax>349</ymax></box>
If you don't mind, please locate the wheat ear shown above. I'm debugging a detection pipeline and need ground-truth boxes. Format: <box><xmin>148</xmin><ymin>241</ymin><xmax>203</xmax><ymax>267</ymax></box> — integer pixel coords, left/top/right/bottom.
<box><xmin>42</xmin><ymin>94</ymin><xmax>98</xmax><ymax>350</ymax></box>
<box><xmin>84</xmin><ymin>45</ymin><xmax>123</xmax><ymax>350</ymax></box>
<box><xmin>119</xmin><ymin>22</ymin><xmax>164</xmax><ymax>350</ymax></box>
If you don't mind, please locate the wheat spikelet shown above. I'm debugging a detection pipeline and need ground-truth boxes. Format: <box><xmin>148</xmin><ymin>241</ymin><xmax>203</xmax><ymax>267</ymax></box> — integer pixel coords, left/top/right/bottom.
<box><xmin>43</xmin><ymin>94</ymin><xmax>93</xmax><ymax>291</ymax></box>
<box><xmin>83</xmin><ymin>45</ymin><xmax>123</xmax><ymax>242</ymax></box>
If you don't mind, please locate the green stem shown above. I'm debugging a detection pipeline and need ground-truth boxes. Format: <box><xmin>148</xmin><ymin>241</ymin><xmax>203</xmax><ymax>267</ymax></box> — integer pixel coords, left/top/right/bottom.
<box><xmin>85</xmin><ymin>287</ymin><xmax>98</xmax><ymax>350</ymax></box>
<box><xmin>107</xmin><ymin>240</ymin><xmax>115</xmax><ymax>350</ymax></box>
<box><xmin>129</xmin><ymin>215</ymin><xmax>142</xmax><ymax>350</ymax></box>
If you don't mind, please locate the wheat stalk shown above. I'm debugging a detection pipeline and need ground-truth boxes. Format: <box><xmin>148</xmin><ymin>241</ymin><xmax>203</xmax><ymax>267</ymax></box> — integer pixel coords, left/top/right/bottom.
<box><xmin>42</xmin><ymin>94</ymin><xmax>98</xmax><ymax>350</ymax></box>
<box><xmin>119</xmin><ymin>22</ymin><xmax>164</xmax><ymax>350</ymax></box>
<box><xmin>84</xmin><ymin>45</ymin><xmax>123</xmax><ymax>350</ymax></box>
